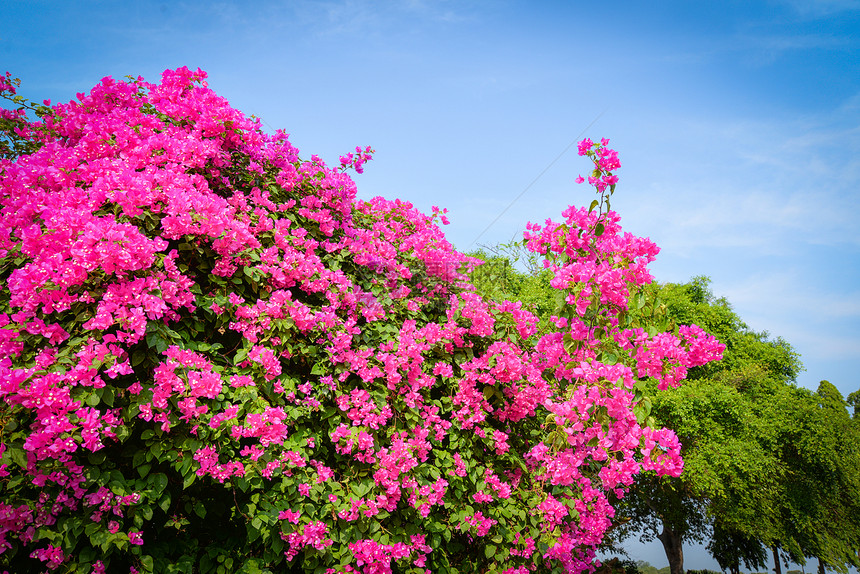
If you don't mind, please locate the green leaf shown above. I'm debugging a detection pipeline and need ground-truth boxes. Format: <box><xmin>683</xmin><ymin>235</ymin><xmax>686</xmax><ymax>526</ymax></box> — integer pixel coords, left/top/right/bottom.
<box><xmin>200</xmin><ymin>554</ymin><xmax>214</xmax><ymax>574</ymax></box>
<box><xmin>183</xmin><ymin>472</ymin><xmax>197</xmax><ymax>489</ymax></box>
<box><xmin>87</xmin><ymin>451</ymin><xmax>106</xmax><ymax>465</ymax></box>
<box><xmin>132</xmin><ymin>349</ymin><xmax>147</xmax><ymax>366</ymax></box>
<box><xmin>158</xmin><ymin>492</ymin><xmax>172</xmax><ymax>513</ymax></box>
<box><xmin>353</xmin><ymin>480</ymin><xmax>373</xmax><ymax>498</ymax></box>
<box><xmin>8</xmin><ymin>446</ymin><xmax>27</xmax><ymax>468</ymax></box>
<box><xmin>482</xmin><ymin>385</ymin><xmax>495</xmax><ymax>401</ymax></box>
<box><xmin>152</xmin><ymin>473</ymin><xmax>168</xmax><ymax>496</ymax></box>
<box><xmin>150</xmin><ymin>441</ymin><xmax>163</xmax><ymax>459</ymax></box>
<box><xmin>594</xmin><ymin>222</ymin><xmax>605</xmax><ymax>237</ymax></box>
<box><xmin>141</xmin><ymin>505</ymin><xmax>153</xmax><ymax>521</ymax></box>
<box><xmin>640</xmin><ymin>397</ymin><xmax>652</xmax><ymax>416</ymax></box>
<box><xmin>310</xmin><ymin>362</ymin><xmax>328</xmax><ymax>375</ymax></box>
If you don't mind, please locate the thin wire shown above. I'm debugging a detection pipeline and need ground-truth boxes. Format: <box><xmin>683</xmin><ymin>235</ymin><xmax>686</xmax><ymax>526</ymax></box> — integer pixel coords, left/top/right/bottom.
<box><xmin>467</xmin><ymin>106</ymin><xmax>609</xmax><ymax>249</ymax></box>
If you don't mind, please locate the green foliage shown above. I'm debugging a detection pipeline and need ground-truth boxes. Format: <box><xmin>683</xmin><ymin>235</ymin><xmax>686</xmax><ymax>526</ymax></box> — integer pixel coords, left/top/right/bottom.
<box><xmin>468</xmin><ymin>242</ymin><xmax>557</xmax><ymax>338</ymax></box>
<box><xmin>633</xmin><ymin>561</ymin><xmax>669</xmax><ymax>574</ymax></box>
<box><xmin>595</xmin><ymin>557</ymin><xmax>645</xmax><ymax>574</ymax></box>
<box><xmin>619</xmin><ymin>283</ymin><xmax>859</xmax><ymax>574</ymax></box>
<box><xmin>815</xmin><ymin>380</ymin><xmax>849</xmax><ymax>415</ymax></box>
<box><xmin>770</xmin><ymin>384</ymin><xmax>860</xmax><ymax>572</ymax></box>
<box><xmin>846</xmin><ymin>389</ymin><xmax>860</xmax><ymax>419</ymax></box>
<box><xmin>0</xmin><ymin>74</ymin><xmax>53</xmax><ymax>160</ymax></box>
<box><xmin>470</xmin><ymin>256</ymin><xmax>860</xmax><ymax>574</ymax></box>
<box><xmin>641</xmin><ymin>277</ymin><xmax>802</xmax><ymax>385</ymax></box>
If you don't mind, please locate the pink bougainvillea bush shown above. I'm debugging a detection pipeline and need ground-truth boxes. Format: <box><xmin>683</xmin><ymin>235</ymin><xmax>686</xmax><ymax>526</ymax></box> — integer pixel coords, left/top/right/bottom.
<box><xmin>0</xmin><ymin>68</ymin><xmax>723</xmax><ymax>574</ymax></box>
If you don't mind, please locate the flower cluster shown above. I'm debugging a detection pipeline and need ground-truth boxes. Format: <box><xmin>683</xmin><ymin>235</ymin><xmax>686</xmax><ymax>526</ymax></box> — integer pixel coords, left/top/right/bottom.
<box><xmin>339</xmin><ymin>145</ymin><xmax>375</xmax><ymax>175</ymax></box>
<box><xmin>0</xmin><ymin>69</ymin><xmax>723</xmax><ymax>573</ymax></box>
<box><xmin>576</xmin><ymin>137</ymin><xmax>620</xmax><ymax>193</ymax></box>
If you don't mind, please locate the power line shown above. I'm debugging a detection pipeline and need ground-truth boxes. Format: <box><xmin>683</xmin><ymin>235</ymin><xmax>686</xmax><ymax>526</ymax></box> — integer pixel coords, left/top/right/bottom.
<box><xmin>467</xmin><ymin>106</ymin><xmax>608</xmax><ymax>249</ymax></box>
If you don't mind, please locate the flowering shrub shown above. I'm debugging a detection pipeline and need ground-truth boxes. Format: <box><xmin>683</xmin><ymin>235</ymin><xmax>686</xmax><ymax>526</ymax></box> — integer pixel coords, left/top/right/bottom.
<box><xmin>0</xmin><ymin>68</ymin><xmax>723</xmax><ymax>574</ymax></box>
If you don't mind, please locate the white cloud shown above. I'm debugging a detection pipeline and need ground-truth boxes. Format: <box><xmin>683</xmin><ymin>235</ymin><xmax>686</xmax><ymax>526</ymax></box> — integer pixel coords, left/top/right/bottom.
<box><xmin>706</xmin><ymin>270</ymin><xmax>860</xmax><ymax>385</ymax></box>
<box><xmin>615</xmin><ymin>90</ymin><xmax>860</xmax><ymax>259</ymax></box>
<box><xmin>716</xmin><ymin>271</ymin><xmax>860</xmax><ymax>320</ymax></box>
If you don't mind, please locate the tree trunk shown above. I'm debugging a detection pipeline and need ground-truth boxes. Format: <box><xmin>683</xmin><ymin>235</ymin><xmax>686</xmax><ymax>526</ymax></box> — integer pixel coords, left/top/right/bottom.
<box><xmin>657</xmin><ymin>524</ymin><xmax>685</xmax><ymax>574</ymax></box>
<box><xmin>818</xmin><ymin>558</ymin><xmax>825</xmax><ymax>574</ymax></box>
<box><xmin>773</xmin><ymin>546</ymin><xmax>782</xmax><ymax>574</ymax></box>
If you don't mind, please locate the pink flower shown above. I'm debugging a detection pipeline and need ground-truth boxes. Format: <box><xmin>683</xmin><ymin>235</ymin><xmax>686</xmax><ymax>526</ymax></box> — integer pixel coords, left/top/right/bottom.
<box><xmin>472</xmin><ymin>491</ymin><xmax>493</xmax><ymax>503</ymax></box>
<box><xmin>128</xmin><ymin>531</ymin><xmax>144</xmax><ymax>545</ymax></box>
<box><xmin>577</xmin><ymin>138</ymin><xmax>594</xmax><ymax>155</ymax></box>
<box><xmin>29</xmin><ymin>545</ymin><xmax>66</xmax><ymax>569</ymax></box>
<box><xmin>279</xmin><ymin>509</ymin><xmax>301</xmax><ymax>524</ymax></box>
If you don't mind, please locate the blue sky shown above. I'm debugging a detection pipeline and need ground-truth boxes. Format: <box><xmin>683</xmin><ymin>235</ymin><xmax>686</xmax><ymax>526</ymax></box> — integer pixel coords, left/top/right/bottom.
<box><xmin>3</xmin><ymin>0</ymin><xmax>859</xmax><ymax>569</ymax></box>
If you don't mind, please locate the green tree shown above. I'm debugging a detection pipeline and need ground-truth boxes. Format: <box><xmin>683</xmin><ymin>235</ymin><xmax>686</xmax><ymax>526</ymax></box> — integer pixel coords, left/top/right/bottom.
<box><xmin>618</xmin><ymin>367</ymin><xmax>785</xmax><ymax>574</ymax></box>
<box><xmin>846</xmin><ymin>389</ymin><xmax>860</xmax><ymax>419</ymax></box>
<box><xmin>570</xmin><ymin>278</ymin><xmax>802</xmax><ymax>574</ymax></box>
<box><xmin>468</xmin><ymin>267</ymin><xmax>818</xmax><ymax>574</ymax></box>
<box><xmin>816</xmin><ymin>380</ymin><xmax>849</xmax><ymax>413</ymax></box>
<box><xmin>769</xmin><ymin>382</ymin><xmax>860</xmax><ymax>573</ymax></box>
